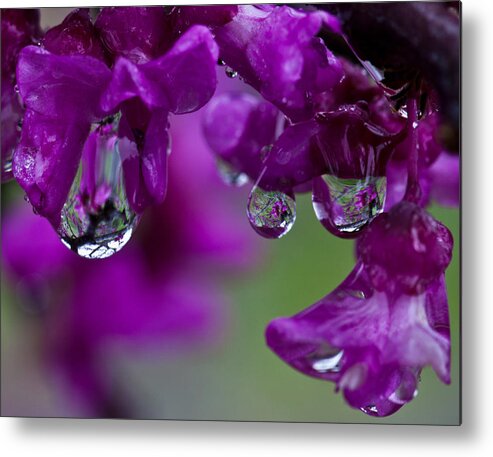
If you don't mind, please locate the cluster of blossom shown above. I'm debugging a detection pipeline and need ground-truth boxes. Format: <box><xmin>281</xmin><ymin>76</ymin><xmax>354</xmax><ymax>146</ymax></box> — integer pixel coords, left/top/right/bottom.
<box><xmin>1</xmin><ymin>5</ymin><xmax>459</xmax><ymax>417</ymax></box>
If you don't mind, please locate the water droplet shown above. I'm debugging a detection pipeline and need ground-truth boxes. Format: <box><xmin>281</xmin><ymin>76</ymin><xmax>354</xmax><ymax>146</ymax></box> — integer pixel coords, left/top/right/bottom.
<box><xmin>23</xmin><ymin>194</ymin><xmax>30</xmax><ymax>203</ymax></box>
<box><xmin>310</xmin><ymin>343</ymin><xmax>344</xmax><ymax>373</ymax></box>
<box><xmin>14</xmin><ymin>85</ymin><xmax>19</xmax><ymax>93</ymax></box>
<box><xmin>388</xmin><ymin>370</ymin><xmax>419</xmax><ymax>405</ymax></box>
<box><xmin>216</xmin><ymin>157</ymin><xmax>249</xmax><ymax>187</ymax></box>
<box><xmin>260</xmin><ymin>144</ymin><xmax>273</xmax><ymax>162</ymax></box>
<box><xmin>225</xmin><ymin>66</ymin><xmax>238</xmax><ymax>78</ymax></box>
<box><xmin>3</xmin><ymin>157</ymin><xmax>13</xmax><ymax>175</ymax></box>
<box><xmin>360</xmin><ymin>404</ymin><xmax>379</xmax><ymax>416</ymax></box>
<box><xmin>217</xmin><ymin>58</ymin><xmax>226</xmax><ymax>66</ymax></box>
<box><xmin>313</xmin><ymin>175</ymin><xmax>386</xmax><ymax>235</ymax></box>
<box><xmin>16</xmin><ymin>119</ymin><xmax>23</xmax><ymax>132</ymax></box>
<box><xmin>57</xmin><ymin>116</ymin><xmax>139</xmax><ymax>259</ymax></box>
<box><xmin>247</xmin><ymin>185</ymin><xmax>296</xmax><ymax>239</ymax></box>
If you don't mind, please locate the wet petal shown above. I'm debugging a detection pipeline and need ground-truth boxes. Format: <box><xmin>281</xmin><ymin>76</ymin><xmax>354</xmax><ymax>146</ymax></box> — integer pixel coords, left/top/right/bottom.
<box><xmin>12</xmin><ymin>109</ymin><xmax>90</xmax><ymax>224</ymax></box>
<box><xmin>214</xmin><ymin>5</ymin><xmax>343</xmax><ymax>121</ymax></box>
<box><xmin>16</xmin><ymin>45</ymin><xmax>111</xmax><ymax>122</ymax></box>
<box><xmin>357</xmin><ymin>201</ymin><xmax>453</xmax><ymax>294</ymax></box>
<box><xmin>43</xmin><ymin>9</ymin><xmax>107</xmax><ymax>61</ymax></box>
<box><xmin>95</xmin><ymin>6</ymin><xmax>174</xmax><ymax>64</ymax></box>
<box><xmin>101</xmin><ymin>25</ymin><xmax>218</xmax><ymax>114</ymax></box>
<box><xmin>203</xmin><ymin>92</ymin><xmax>278</xmax><ymax>181</ymax></box>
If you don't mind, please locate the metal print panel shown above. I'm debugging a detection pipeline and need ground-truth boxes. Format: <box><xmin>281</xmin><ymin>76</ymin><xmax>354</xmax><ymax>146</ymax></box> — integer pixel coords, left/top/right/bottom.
<box><xmin>0</xmin><ymin>2</ymin><xmax>460</xmax><ymax>424</ymax></box>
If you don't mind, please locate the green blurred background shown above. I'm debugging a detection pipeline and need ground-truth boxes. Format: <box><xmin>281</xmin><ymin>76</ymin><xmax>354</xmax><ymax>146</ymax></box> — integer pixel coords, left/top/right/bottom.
<box><xmin>1</xmin><ymin>192</ymin><xmax>460</xmax><ymax>424</ymax></box>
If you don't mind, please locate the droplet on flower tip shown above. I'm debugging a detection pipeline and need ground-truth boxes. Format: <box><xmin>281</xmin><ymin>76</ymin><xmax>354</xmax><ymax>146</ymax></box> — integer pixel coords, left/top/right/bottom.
<box><xmin>309</xmin><ymin>343</ymin><xmax>344</xmax><ymax>374</ymax></box>
<box><xmin>360</xmin><ymin>404</ymin><xmax>379</xmax><ymax>416</ymax></box>
<box><xmin>247</xmin><ymin>185</ymin><xmax>296</xmax><ymax>239</ymax></box>
<box><xmin>312</xmin><ymin>175</ymin><xmax>386</xmax><ymax>236</ymax></box>
<box><xmin>57</xmin><ymin>117</ymin><xmax>139</xmax><ymax>259</ymax></box>
<box><xmin>3</xmin><ymin>158</ymin><xmax>13</xmax><ymax>176</ymax></box>
<box><xmin>225</xmin><ymin>66</ymin><xmax>238</xmax><ymax>78</ymax></box>
<box><xmin>216</xmin><ymin>157</ymin><xmax>249</xmax><ymax>187</ymax></box>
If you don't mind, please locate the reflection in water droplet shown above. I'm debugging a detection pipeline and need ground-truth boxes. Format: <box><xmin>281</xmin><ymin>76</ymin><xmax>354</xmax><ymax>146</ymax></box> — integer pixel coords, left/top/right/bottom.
<box><xmin>216</xmin><ymin>157</ymin><xmax>249</xmax><ymax>187</ymax></box>
<box><xmin>247</xmin><ymin>185</ymin><xmax>296</xmax><ymax>239</ymax></box>
<box><xmin>310</xmin><ymin>343</ymin><xmax>344</xmax><ymax>373</ymax></box>
<box><xmin>57</xmin><ymin>117</ymin><xmax>139</xmax><ymax>259</ymax></box>
<box><xmin>360</xmin><ymin>404</ymin><xmax>379</xmax><ymax>416</ymax></box>
<box><xmin>313</xmin><ymin>175</ymin><xmax>386</xmax><ymax>235</ymax></box>
<box><xmin>388</xmin><ymin>369</ymin><xmax>419</xmax><ymax>405</ymax></box>
<box><xmin>225</xmin><ymin>66</ymin><xmax>238</xmax><ymax>78</ymax></box>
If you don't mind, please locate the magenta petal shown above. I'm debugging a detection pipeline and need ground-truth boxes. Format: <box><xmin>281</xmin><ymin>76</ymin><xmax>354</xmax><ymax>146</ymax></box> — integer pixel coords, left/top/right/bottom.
<box><xmin>266</xmin><ymin>263</ymin><xmax>451</xmax><ymax>416</ymax></box>
<box><xmin>12</xmin><ymin>110</ymin><xmax>90</xmax><ymax>224</ymax></box>
<box><xmin>215</xmin><ymin>5</ymin><xmax>343</xmax><ymax>121</ymax></box>
<box><xmin>43</xmin><ymin>9</ymin><xmax>107</xmax><ymax>61</ymax></box>
<box><xmin>260</xmin><ymin>120</ymin><xmax>324</xmax><ymax>190</ymax></box>
<box><xmin>141</xmin><ymin>108</ymin><xmax>169</xmax><ymax>204</ymax></box>
<box><xmin>357</xmin><ymin>201</ymin><xmax>453</xmax><ymax>295</ymax></box>
<box><xmin>16</xmin><ymin>45</ymin><xmax>111</xmax><ymax>122</ymax></box>
<box><xmin>95</xmin><ymin>6</ymin><xmax>174</xmax><ymax>64</ymax></box>
<box><xmin>202</xmin><ymin>92</ymin><xmax>278</xmax><ymax>180</ymax></box>
<box><xmin>101</xmin><ymin>25</ymin><xmax>218</xmax><ymax>114</ymax></box>
<box><xmin>176</xmin><ymin>5</ymin><xmax>238</xmax><ymax>28</ymax></box>
<box><xmin>1</xmin><ymin>81</ymin><xmax>23</xmax><ymax>181</ymax></box>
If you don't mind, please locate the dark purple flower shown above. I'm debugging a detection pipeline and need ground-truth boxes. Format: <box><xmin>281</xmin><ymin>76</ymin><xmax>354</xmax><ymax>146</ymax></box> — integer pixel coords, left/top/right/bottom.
<box><xmin>266</xmin><ymin>262</ymin><xmax>451</xmax><ymax>417</ymax></box>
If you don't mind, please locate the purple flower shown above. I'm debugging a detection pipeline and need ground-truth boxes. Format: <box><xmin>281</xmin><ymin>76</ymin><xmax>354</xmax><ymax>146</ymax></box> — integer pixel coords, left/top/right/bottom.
<box><xmin>214</xmin><ymin>5</ymin><xmax>343</xmax><ymax>122</ymax></box>
<box><xmin>2</xmin><ymin>104</ymin><xmax>259</xmax><ymax>416</ymax></box>
<box><xmin>12</xmin><ymin>8</ymin><xmax>218</xmax><ymax>258</ymax></box>
<box><xmin>1</xmin><ymin>9</ymin><xmax>41</xmax><ymax>182</ymax></box>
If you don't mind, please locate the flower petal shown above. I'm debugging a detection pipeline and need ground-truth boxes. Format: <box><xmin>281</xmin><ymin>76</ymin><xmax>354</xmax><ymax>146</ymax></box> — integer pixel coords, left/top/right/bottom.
<box><xmin>12</xmin><ymin>110</ymin><xmax>90</xmax><ymax>225</ymax></box>
<box><xmin>101</xmin><ymin>25</ymin><xmax>218</xmax><ymax>114</ymax></box>
<box><xmin>203</xmin><ymin>92</ymin><xmax>278</xmax><ymax>181</ymax></box>
<box><xmin>16</xmin><ymin>45</ymin><xmax>111</xmax><ymax>122</ymax></box>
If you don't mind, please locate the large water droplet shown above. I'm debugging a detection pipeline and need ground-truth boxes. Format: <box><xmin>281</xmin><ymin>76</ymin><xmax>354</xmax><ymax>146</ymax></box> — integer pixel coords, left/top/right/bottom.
<box><xmin>247</xmin><ymin>185</ymin><xmax>296</xmax><ymax>239</ymax></box>
<box><xmin>313</xmin><ymin>175</ymin><xmax>386</xmax><ymax>235</ymax></box>
<box><xmin>216</xmin><ymin>157</ymin><xmax>249</xmax><ymax>187</ymax></box>
<box><xmin>57</xmin><ymin>117</ymin><xmax>139</xmax><ymax>259</ymax></box>
<box><xmin>309</xmin><ymin>343</ymin><xmax>344</xmax><ymax>374</ymax></box>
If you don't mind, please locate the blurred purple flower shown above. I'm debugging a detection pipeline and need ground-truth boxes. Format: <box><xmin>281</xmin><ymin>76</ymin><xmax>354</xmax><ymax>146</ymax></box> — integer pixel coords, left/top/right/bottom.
<box><xmin>2</xmin><ymin>101</ymin><xmax>259</xmax><ymax>416</ymax></box>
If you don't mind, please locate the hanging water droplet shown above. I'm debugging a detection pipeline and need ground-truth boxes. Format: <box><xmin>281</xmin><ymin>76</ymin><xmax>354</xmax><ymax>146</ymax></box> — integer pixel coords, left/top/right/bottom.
<box><xmin>247</xmin><ymin>185</ymin><xmax>296</xmax><ymax>239</ymax></box>
<box><xmin>57</xmin><ymin>116</ymin><xmax>139</xmax><ymax>259</ymax></box>
<box><xmin>388</xmin><ymin>369</ymin><xmax>419</xmax><ymax>405</ymax></box>
<box><xmin>216</xmin><ymin>157</ymin><xmax>249</xmax><ymax>187</ymax></box>
<box><xmin>360</xmin><ymin>404</ymin><xmax>379</xmax><ymax>416</ymax></box>
<box><xmin>313</xmin><ymin>175</ymin><xmax>386</xmax><ymax>235</ymax></box>
<box><xmin>309</xmin><ymin>343</ymin><xmax>344</xmax><ymax>374</ymax></box>
<box><xmin>225</xmin><ymin>66</ymin><xmax>238</xmax><ymax>78</ymax></box>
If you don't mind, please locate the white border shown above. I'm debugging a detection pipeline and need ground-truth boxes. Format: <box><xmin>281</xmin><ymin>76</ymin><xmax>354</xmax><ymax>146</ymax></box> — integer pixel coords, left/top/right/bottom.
<box><xmin>2</xmin><ymin>0</ymin><xmax>492</xmax><ymax>455</ymax></box>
